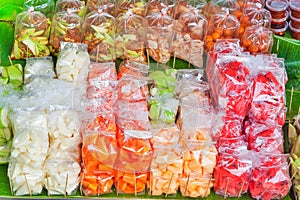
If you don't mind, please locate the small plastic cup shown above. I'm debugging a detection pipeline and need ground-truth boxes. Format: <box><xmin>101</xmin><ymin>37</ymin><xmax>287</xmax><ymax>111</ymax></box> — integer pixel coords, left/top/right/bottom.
<box><xmin>271</xmin><ymin>21</ymin><xmax>288</xmax><ymax>36</ymax></box>
<box><xmin>271</xmin><ymin>10</ymin><xmax>289</xmax><ymax>29</ymax></box>
<box><xmin>290</xmin><ymin>12</ymin><xmax>300</xmax><ymax>28</ymax></box>
<box><xmin>266</xmin><ymin>0</ymin><xmax>289</xmax><ymax>19</ymax></box>
<box><xmin>289</xmin><ymin>21</ymin><xmax>300</xmax><ymax>39</ymax></box>
<box><xmin>290</xmin><ymin>0</ymin><xmax>300</xmax><ymax>18</ymax></box>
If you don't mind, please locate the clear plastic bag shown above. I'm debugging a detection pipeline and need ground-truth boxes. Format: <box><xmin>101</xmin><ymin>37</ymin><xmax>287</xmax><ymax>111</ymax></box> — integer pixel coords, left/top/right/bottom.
<box><xmin>82</xmin><ymin>10</ymin><xmax>116</xmax><ymax>62</ymax></box>
<box><xmin>49</xmin><ymin>11</ymin><xmax>82</xmax><ymax>55</ymax></box>
<box><xmin>116</xmin><ymin>0</ymin><xmax>146</xmax><ymax>16</ymax></box>
<box><xmin>182</xmin><ymin>141</ymin><xmax>217</xmax><ymax>175</ymax></box>
<box><xmin>174</xmin><ymin>0</ymin><xmax>207</xmax><ymax>19</ymax></box>
<box><xmin>206</xmin><ymin>0</ymin><xmax>241</xmax><ymax>18</ymax></box>
<box><xmin>149</xmin><ymin>97</ymin><xmax>179</xmax><ymax>124</ymax></box>
<box><xmin>11</xmin><ymin>8</ymin><xmax>51</xmax><ymax>59</ymax></box>
<box><xmin>151</xmin><ymin>124</ymin><xmax>180</xmax><ymax>148</ymax></box>
<box><xmin>117</xmin><ymin>74</ymin><xmax>149</xmax><ymax>102</ymax></box>
<box><xmin>144</xmin><ymin>10</ymin><xmax>175</xmax><ymax>64</ymax></box>
<box><xmin>44</xmin><ymin>161</ymin><xmax>81</xmax><ymax>195</ymax></box>
<box><xmin>146</xmin><ymin>0</ymin><xmax>175</xmax><ymax>17</ymax></box>
<box><xmin>114</xmin><ymin>171</ymin><xmax>148</xmax><ymax>194</ymax></box>
<box><xmin>56</xmin><ymin>42</ymin><xmax>90</xmax><ymax>82</ymax></box>
<box><xmin>149</xmin><ymin>145</ymin><xmax>182</xmax><ymax>196</ymax></box>
<box><xmin>239</xmin><ymin>3</ymin><xmax>271</xmax><ymax>35</ymax></box>
<box><xmin>86</xmin><ymin>0</ymin><xmax>116</xmax><ymax>16</ymax></box>
<box><xmin>80</xmin><ymin>172</ymin><xmax>115</xmax><ymax>196</ymax></box>
<box><xmin>249</xmin><ymin>154</ymin><xmax>291</xmax><ymax>200</ymax></box>
<box><xmin>204</xmin><ymin>11</ymin><xmax>240</xmax><ymax>51</ymax></box>
<box><xmin>80</xmin><ymin>112</ymin><xmax>116</xmax><ymax>133</ymax></box>
<box><xmin>180</xmin><ymin>174</ymin><xmax>213</xmax><ymax>198</ymax></box>
<box><xmin>24</xmin><ymin>56</ymin><xmax>55</xmax><ymax>84</ymax></box>
<box><xmin>8</xmin><ymin>162</ymin><xmax>45</xmax><ymax>196</ymax></box>
<box><xmin>241</xmin><ymin>25</ymin><xmax>273</xmax><ymax>54</ymax></box>
<box><xmin>118</xmin><ymin>60</ymin><xmax>149</xmax><ymax>79</ymax></box>
<box><xmin>24</xmin><ymin>0</ymin><xmax>55</xmax><ymax>19</ymax></box>
<box><xmin>116</xmin><ymin>130</ymin><xmax>153</xmax><ymax>173</ymax></box>
<box><xmin>214</xmin><ymin>151</ymin><xmax>252</xmax><ymax>197</ymax></box>
<box><xmin>115</xmin><ymin>10</ymin><xmax>146</xmax><ymax>63</ymax></box>
<box><xmin>85</xmin><ymin>81</ymin><xmax>118</xmax><ymax>100</ymax></box>
<box><xmin>87</xmin><ymin>62</ymin><xmax>117</xmax><ymax>83</ymax></box>
<box><xmin>172</xmin><ymin>11</ymin><xmax>207</xmax><ymax>68</ymax></box>
<box><xmin>55</xmin><ymin>0</ymin><xmax>86</xmax><ymax>17</ymax></box>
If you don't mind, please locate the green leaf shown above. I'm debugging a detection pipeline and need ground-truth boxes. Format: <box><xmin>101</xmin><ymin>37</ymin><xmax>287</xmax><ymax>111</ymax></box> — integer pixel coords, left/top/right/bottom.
<box><xmin>0</xmin><ymin>0</ymin><xmax>24</xmax><ymax>8</ymax></box>
<box><xmin>286</xmin><ymin>89</ymin><xmax>300</xmax><ymax>120</ymax></box>
<box><xmin>0</xmin><ymin>4</ymin><xmax>23</xmax><ymax>21</ymax></box>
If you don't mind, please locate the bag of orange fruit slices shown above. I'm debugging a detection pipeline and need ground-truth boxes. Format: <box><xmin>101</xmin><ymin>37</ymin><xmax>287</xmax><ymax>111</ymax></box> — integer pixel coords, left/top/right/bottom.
<box><xmin>116</xmin><ymin>130</ymin><xmax>153</xmax><ymax>173</ymax></box>
<box><xmin>117</xmin><ymin>60</ymin><xmax>149</xmax><ymax>79</ymax></box>
<box><xmin>239</xmin><ymin>3</ymin><xmax>271</xmax><ymax>37</ymax></box>
<box><xmin>182</xmin><ymin>141</ymin><xmax>217</xmax><ymax>175</ymax></box>
<box><xmin>151</xmin><ymin>124</ymin><xmax>180</xmax><ymax>148</ymax></box>
<box><xmin>115</xmin><ymin>9</ymin><xmax>146</xmax><ymax>63</ymax></box>
<box><xmin>118</xmin><ymin>74</ymin><xmax>149</xmax><ymax>102</ymax></box>
<box><xmin>86</xmin><ymin>0</ymin><xmax>116</xmax><ymax>16</ymax></box>
<box><xmin>85</xmin><ymin>81</ymin><xmax>118</xmax><ymax>100</ymax></box>
<box><xmin>80</xmin><ymin>112</ymin><xmax>117</xmax><ymax>133</ymax></box>
<box><xmin>149</xmin><ymin>145</ymin><xmax>183</xmax><ymax>196</ymax></box>
<box><xmin>114</xmin><ymin>171</ymin><xmax>148</xmax><ymax>195</ymax></box>
<box><xmin>205</xmin><ymin>0</ymin><xmax>241</xmax><ymax>20</ymax></box>
<box><xmin>87</xmin><ymin>62</ymin><xmax>117</xmax><ymax>83</ymax></box>
<box><xmin>146</xmin><ymin>0</ymin><xmax>175</xmax><ymax>17</ymax></box>
<box><xmin>204</xmin><ymin>11</ymin><xmax>240</xmax><ymax>51</ymax></box>
<box><xmin>174</xmin><ymin>0</ymin><xmax>207</xmax><ymax>19</ymax></box>
<box><xmin>81</xmin><ymin>132</ymin><xmax>118</xmax><ymax>195</ymax></box>
<box><xmin>241</xmin><ymin>25</ymin><xmax>273</xmax><ymax>55</ymax></box>
<box><xmin>114</xmin><ymin>130</ymin><xmax>152</xmax><ymax>194</ymax></box>
<box><xmin>180</xmin><ymin>174</ymin><xmax>214</xmax><ymax>198</ymax></box>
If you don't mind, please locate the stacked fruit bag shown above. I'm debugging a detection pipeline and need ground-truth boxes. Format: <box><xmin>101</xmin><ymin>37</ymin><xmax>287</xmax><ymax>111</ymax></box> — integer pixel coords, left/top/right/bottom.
<box><xmin>175</xmin><ymin>69</ymin><xmax>216</xmax><ymax>197</ymax></box>
<box><xmin>114</xmin><ymin>60</ymin><xmax>152</xmax><ymax>195</ymax></box>
<box><xmin>147</xmin><ymin>67</ymin><xmax>181</xmax><ymax>196</ymax></box>
<box><xmin>245</xmin><ymin>55</ymin><xmax>291</xmax><ymax>199</ymax></box>
<box><xmin>80</xmin><ymin>62</ymin><xmax>118</xmax><ymax>196</ymax></box>
<box><xmin>206</xmin><ymin>40</ymin><xmax>253</xmax><ymax>197</ymax></box>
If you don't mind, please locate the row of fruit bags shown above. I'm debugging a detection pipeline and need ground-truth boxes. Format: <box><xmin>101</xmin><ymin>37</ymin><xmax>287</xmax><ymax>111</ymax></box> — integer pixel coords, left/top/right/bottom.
<box><xmin>204</xmin><ymin>0</ymin><xmax>274</xmax><ymax>55</ymax></box>
<box><xmin>6</xmin><ymin>78</ymin><xmax>82</xmax><ymax>196</ymax></box>
<box><xmin>214</xmin><ymin>149</ymin><xmax>291</xmax><ymax>199</ymax></box>
<box><xmin>80</xmin><ymin>61</ymin><xmax>118</xmax><ymax>196</ymax></box>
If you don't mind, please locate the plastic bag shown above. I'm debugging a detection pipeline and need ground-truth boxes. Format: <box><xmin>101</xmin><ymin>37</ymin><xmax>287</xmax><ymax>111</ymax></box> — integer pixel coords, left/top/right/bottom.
<box><xmin>117</xmin><ymin>74</ymin><xmax>149</xmax><ymax>102</ymax></box>
<box><xmin>114</xmin><ymin>171</ymin><xmax>148</xmax><ymax>194</ymax></box>
<box><xmin>149</xmin><ymin>97</ymin><xmax>179</xmax><ymax>124</ymax></box>
<box><xmin>206</xmin><ymin>0</ymin><xmax>241</xmax><ymax>18</ymax></box>
<box><xmin>149</xmin><ymin>145</ymin><xmax>182</xmax><ymax>196</ymax></box>
<box><xmin>180</xmin><ymin>174</ymin><xmax>213</xmax><ymax>198</ymax></box>
<box><xmin>11</xmin><ymin>8</ymin><xmax>51</xmax><ymax>59</ymax></box>
<box><xmin>239</xmin><ymin>3</ymin><xmax>271</xmax><ymax>35</ymax></box>
<box><xmin>118</xmin><ymin>60</ymin><xmax>149</xmax><ymax>79</ymax></box>
<box><xmin>172</xmin><ymin>11</ymin><xmax>206</xmax><ymax>68</ymax></box>
<box><xmin>116</xmin><ymin>130</ymin><xmax>153</xmax><ymax>173</ymax></box>
<box><xmin>86</xmin><ymin>0</ymin><xmax>116</xmax><ymax>16</ymax></box>
<box><xmin>24</xmin><ymin>0</ymin><xmax>55</xmax><ymax>19</ymax></box>
<box><xmin>241</xmin><ymin>25</ymin><xmax>273</xmax><ymax>54</ymax></box>
<box><xmin>214</xmin><ymin>151</ymin><xmax>252</xmax><ymax>197</ymax></box>
<box><xmin>80</xmin><ymin>172</ymin><xmax>115</xmax><ymax>195</ymax></box>
<box><xmin>115</xmin><ymin>10</ymin><xmax>146</xmax><ymax>63</ymax></box>
<box><xmin>56</xmin><ymin>42</ymin><xmax>90</xmax><ymax>82</ymax></box>
<box><xmin>55</xmin><ymin>0</ymin><xmax>86</xmax><ymax>17</ymax></box>
<box><xmin>8</xmin><ymin>109</ymin><xmax>48</xmax><ymax>196</ymax></box>
<box><xmin>80</xmin><ymin>112</ymin><xmax>116</xmax><ymax>133</ymax></box>
<box><xmin>146</xmin><ymin>0</ymin><xmax>175</xmax><ymax>16</ymax></box>
<box><xmin>49</xmin><ymin>11</ymin><xmax>82</xmax><ymax>55</ymax></box>
<box><xmin>44</xmin><ymin>161</ymin><xmax>81</xmax><ymax>195</ymax></box>
<box><xmin>116</xmin><ymin>0</ymin><xmax>146</xmax><ymax>16</ymax></box>
<box><xmin>144</xmin><ymin>10</ymin><xmax>175</xmax><ymax>64</ymax></box>
<box><xmin>24</xmin><ymin>56</ymin><xmax>55</xmax><ymax>84</ymax></box>
<box><xmin>86</xmin><ymin>81</ymin><xmax>118</xmax><ymax>100</ymax></box>
<box><xmin>82</xmin><ymin>10</ymin><xmax>116</xmax><ymax>62</ymax></box>
<box><xmin>182</xmin><ymin>141</ymin><xmax>217</xmax><ymax>175</ymax></box>
<box><xmin>151</xmin><ymin>124</ymin><xmax>180</xmax><ymax>148</ymax></box>
<box><xmin>204</xmin><ymin>11</ymin><xmax>240</xmax><ymax>51</ymax></box>
<box><xmin>249</xmin><ymin>153</ymin><xmax>291</xmax><ymax>199</ymax></box>
<box><xmin>174</xmin><ymin>0</ymin><xmax>207</xmax><ymax>19</ymax></box>
<box><xmin>87</xmin><ymin>62</ymin><xmax>117</xmax><ymax>83</ymax></box>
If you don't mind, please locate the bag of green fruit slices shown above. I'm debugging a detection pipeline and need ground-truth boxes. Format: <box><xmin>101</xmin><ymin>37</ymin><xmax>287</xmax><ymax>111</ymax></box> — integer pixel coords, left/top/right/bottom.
<box><xmin>10</xmin><ymin>7</ymin><xmax>51</xmax><ymax>60</ymax></box>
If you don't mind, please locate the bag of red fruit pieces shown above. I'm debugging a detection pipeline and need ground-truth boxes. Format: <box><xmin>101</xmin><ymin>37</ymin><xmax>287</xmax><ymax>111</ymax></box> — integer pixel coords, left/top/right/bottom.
<box><xmin>249</xmin><ymin>153</ymin><xmax>291</xmax><ymax>200</ymax></box>
<box><xmin>214</xmin><ymin>150</ymin><xmax>252</xmax><ymax>197</ymax></box>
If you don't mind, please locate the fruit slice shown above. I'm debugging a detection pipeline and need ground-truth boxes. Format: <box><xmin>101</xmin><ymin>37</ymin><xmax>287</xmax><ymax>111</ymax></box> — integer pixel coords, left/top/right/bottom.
<box><xmin>0</xmin><ymin>107</ymin><xmax>9</xmax><ymax>128</ymax></box>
